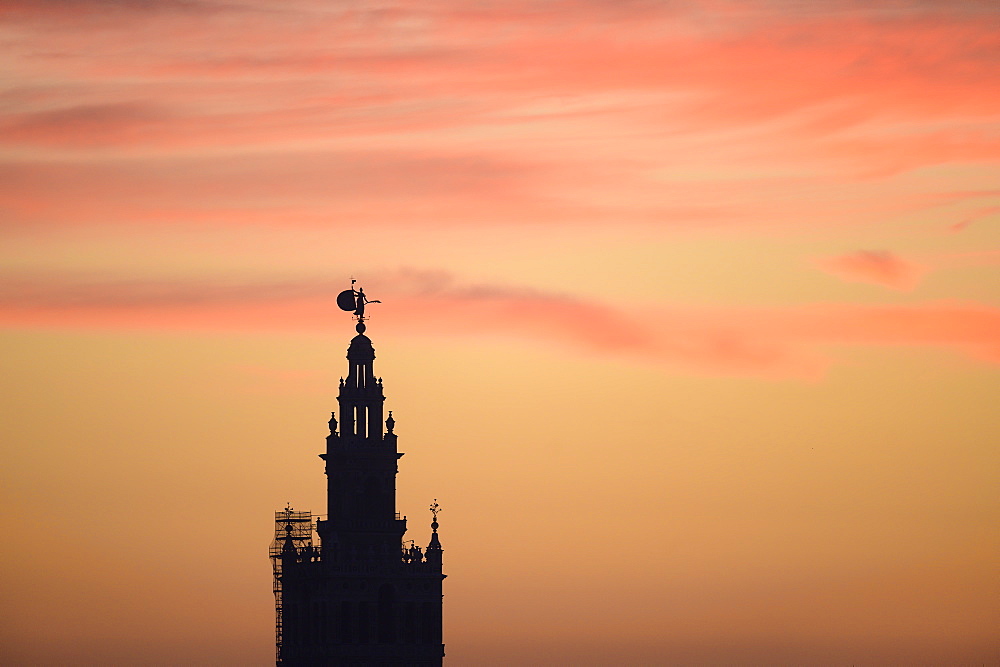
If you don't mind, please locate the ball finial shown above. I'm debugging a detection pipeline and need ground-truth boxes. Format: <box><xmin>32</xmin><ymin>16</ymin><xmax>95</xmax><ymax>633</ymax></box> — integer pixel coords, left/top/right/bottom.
<box><xmin>356</xmin><ymin>321</ymin><xmax>366</xmax><ymax>334</ymax></box>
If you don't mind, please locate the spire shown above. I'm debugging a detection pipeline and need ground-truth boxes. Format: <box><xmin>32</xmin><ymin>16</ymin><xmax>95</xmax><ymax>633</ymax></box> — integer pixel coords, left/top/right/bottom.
<box><xmin>427</xmin><ymin>499</ymin><xmax>442</xmax><ymax>552</ymax></box>
<box><xmin>275</xmin><ymin>281</ymin><xmax>445</xmax><ymax>665</ymax></box>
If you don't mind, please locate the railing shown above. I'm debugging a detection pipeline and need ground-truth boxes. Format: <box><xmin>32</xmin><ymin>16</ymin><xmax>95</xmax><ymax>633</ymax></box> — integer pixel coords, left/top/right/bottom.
<box><xmin>280</xmin><ymin>552</ymin><xmax>442</xmax><ymax>574</ymax></box>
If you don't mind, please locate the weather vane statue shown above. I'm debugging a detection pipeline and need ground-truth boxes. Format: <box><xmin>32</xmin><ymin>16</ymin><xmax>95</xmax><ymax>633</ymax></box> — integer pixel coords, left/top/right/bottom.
<box><xmin>337</xmin><ymin>278</ymin><xmax>381</xmax><ymax>333</ymax></box>
<box><xmin>429</xmin><ymin>499</ymin><xmax>441</xmax><ymax>535</ymax></box>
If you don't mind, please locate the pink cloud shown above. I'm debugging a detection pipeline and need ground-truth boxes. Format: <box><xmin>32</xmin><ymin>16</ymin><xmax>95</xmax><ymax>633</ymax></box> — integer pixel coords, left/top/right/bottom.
<box><xmin>4</xmin><ymin>3</ymin><xmax>996</xmax><ymax>152</ymax></box>
<box><xmin>0</xmin><ymin>151</ymin><xmax>541</xmax><ymax>229</ymax></box>
<box><xmin>2</xmin><ymin>271</ymin><xmax>997</xmax><ymax>379</ymax></box>
<box><xmin>0</xmin><ymin>1</ymin><xmax>996</xmax><ymax>237</ymax></box>
<box><xmin>950</xmin><ymin>206</ymin><xmax>1000</xmax><ymax>233</ymax></box>
<box><xmin>816</xmin><ymin>250</ymin><xmax>930</xmax><ymax>291</ymax></box>
<box><xmin>0</xmin><ymin>103</ymin><xmax>173</xmax><ymax>149</ymax></box>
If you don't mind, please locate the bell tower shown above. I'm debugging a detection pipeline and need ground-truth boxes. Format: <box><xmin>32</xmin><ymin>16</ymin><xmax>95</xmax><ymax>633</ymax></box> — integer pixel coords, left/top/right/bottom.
<box><xmin>270</xmin><ymin>285</ymin><xmax>445</xmax><ymax>665</ymax></box>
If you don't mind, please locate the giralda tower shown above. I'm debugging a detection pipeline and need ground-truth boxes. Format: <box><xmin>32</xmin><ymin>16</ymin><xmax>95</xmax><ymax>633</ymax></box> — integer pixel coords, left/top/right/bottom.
<box><xmin>270</xmin><ymin>285</ymin><xmax>445</xmax><ymax>665</ymax></box>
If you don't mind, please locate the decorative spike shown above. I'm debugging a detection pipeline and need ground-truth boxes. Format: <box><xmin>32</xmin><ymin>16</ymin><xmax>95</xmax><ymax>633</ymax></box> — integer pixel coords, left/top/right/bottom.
<box><xmin>429</xmin><ymin>499</ymin><xmax>440</xmax><ymax>531</ymax></box>
<box><xmin>427</xmin><ymin>499</ymin><xmax>442</xmax><ymax>552</ymax></box>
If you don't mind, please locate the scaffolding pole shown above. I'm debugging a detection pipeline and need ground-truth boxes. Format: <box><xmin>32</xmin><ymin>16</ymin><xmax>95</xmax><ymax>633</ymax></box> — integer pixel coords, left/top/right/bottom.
<box><xmin>270</xmin><ymin>507</ymin><xmax>313</xmax><ymax>665</ymax></box>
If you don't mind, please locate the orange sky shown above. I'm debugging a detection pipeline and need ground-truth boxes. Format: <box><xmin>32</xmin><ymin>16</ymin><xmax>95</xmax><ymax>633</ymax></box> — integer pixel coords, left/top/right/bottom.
<box><xmin>1</xmin><ymin>1</ymin><xmax>998</xmax><ymax>664</ymax></box>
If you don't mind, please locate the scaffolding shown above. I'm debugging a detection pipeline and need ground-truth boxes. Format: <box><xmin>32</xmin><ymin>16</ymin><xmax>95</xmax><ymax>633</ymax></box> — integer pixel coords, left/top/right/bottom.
<box><xmin>270</xmin><ymin>507</ymin><xmax>314</xmax><ymax>665</ymax></box>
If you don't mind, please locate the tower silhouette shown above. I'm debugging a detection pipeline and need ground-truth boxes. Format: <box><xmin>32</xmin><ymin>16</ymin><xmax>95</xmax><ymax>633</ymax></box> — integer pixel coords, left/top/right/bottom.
<box><xmin>270</xmin><ymin>298</ymin><xmax>445</xmax><ymax>665</ymax></box>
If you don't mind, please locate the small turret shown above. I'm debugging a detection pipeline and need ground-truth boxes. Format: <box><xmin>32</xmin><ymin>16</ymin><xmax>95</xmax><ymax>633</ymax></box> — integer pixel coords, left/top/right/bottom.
<box><xmin>426</xmin><ymin>500</ymin><xmax>443</xmax><ymax>569</ymax></box>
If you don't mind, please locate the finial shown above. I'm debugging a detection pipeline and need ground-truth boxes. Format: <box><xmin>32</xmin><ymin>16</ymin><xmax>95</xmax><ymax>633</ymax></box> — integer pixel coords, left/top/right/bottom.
<box><xmin>429</xmin><ymin>499</ymin><xmax>440</xmax><ymax>531</ymax></box>
<box><xmin>336</xmin><ymin>280</ymin><xmax>382</xmax><ymax>325</ymax></box>
<box><xmin>386</xmin><ymin>411</ymin><xmax>395</xmax><ymax>434</ymax></box>
<box><xmin>328</xmin><ymin>412</ymin><xmax>337</xmax><ymax>434</ymax></box>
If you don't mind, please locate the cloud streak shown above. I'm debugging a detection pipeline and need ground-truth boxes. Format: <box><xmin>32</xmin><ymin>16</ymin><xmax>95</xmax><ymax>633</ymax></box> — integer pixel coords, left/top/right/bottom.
<box><xmin>817</xmin><ymin>250</ymin><xmax>929</xmax><ymax>290</ymax></box>
<box><xmin>2</xmin><ymin>0</ymin><xmax>997</xmax><ymax>234</ymax></box>
<box><xmin>2</xmin><ymin>271</ymin><xmax>997</xmax><ymax>378</ymax></box>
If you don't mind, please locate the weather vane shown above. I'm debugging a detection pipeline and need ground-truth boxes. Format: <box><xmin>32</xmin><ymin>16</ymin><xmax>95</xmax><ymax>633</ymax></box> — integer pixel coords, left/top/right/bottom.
<box><xmin>336</xmin><ymin>278</ymin><xmax>381</xmax><ymax>329</ymax></box>
<box><xmin>429</xmin><ymin>499</ymin><xmax>441</xmax><ymax>522</ymax></box>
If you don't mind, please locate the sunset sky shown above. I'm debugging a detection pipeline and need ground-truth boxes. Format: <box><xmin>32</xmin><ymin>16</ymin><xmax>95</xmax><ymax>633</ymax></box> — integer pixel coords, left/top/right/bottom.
<box><xmin>2</xmin><ymin>1</ymin><xmax>998</xmax><ymax>664</ymax></box>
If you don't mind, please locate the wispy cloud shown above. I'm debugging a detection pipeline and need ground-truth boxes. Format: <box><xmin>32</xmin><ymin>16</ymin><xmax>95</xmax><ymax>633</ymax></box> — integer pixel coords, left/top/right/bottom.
<box><xmin>950</xmin><ymin>206</ymin><xmax>1000</xmax><ymax>232</ymax></box>
<box><xmin>3</xmin><ymin>271</ymin><xmax>997</xmax><ymax>378</ymax></box>
<box><xmin>816</xmin><ymin>250</ymin><xmax>929</xmax><ymax>291</ymax></box>
<box><xmin>1</xmin><ymin>2</ymin><xmax>995</xmax><ymax>370</ymax></box>
<box><xmin>2</xmin><ymin>0</ymin><xmax>996</xmax><ymax>234</ymax></box>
